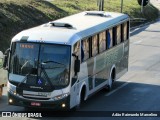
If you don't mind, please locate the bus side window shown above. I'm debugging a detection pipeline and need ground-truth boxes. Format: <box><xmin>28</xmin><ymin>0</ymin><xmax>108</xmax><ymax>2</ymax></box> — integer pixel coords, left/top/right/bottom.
<box><xmin>99</xmin><ymin>31</ymin><xmax>106</xmax><ymax>53</ymax></box>
<box><xmin>127</xmin><ymin>21</ymin><xmax>129</xmax><ymax>40</ymax></box>
<box><xmin>108</xmin><ymin>28</ymin><xmax>113</xmax><ymax>48</ymax></box>
<box><xmin>123</xmin><ymin>22</ymin><xmax>127</xmax><ymax>41</ymax></box>
<box><xmin>117</xmin><ymin>25</ymin><xmax>121</xmax><ymax>44</ymax></box>
<box><xmin>73</xmin><ymin>41</ymin><xmax>80</xmax><ymax>59</ymax></box>
<box><xmin>113</xmin><ymin>27</ymin><xmax>117</xmax><ymax>46</ymax></box>
<box><xmin>81</xmin><ymin>38</ymin><xmax>89</xmax><ymax>62</ymax></box>
<box><xmin>92</xmin><ymin>35</ymin><xmax>98</xmax><ymax>56</ymax></box>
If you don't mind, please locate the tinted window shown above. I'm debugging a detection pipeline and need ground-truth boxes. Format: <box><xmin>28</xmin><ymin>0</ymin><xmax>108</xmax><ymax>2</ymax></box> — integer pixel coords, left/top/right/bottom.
<box><xmin>10</xmin><ymin>43</ymin><xmax>39</xmax><ymax>75</ymax></box>
<box><xmin>123</xmin><ymin>22</ymin><xmax>128</xmax><ymax>41</ymax></box>
<box><xmin>81</xmin><ymin>38</ymin><xmax>89</xmax><ymax>61</ymax></box>
<box><xmin>99</xmin><ymin>31</ymin><xmax>106</xmax><ymax>52</ymax></box>
<box><xmin>108</xmin><ymin>29</ymin><xmax>113</xmax><ymax>48</ymax></box>
<box><xmin>92</xmin><ymin>35</ymin><xmax>98</xmax><ymax>56</ymax></box>
<box><xmin>117</xmin><ymin>25</ymin><xmax>121</xmax><ymax>44</ymax></box>
<box><xmin>73</xmin><ymin>41</ymin><xmax>80</xmax><ymax>59</ymax></box>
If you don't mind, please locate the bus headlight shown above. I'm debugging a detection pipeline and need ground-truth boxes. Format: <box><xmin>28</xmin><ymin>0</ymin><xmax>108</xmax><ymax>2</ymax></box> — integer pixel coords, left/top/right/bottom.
<box><xmin>52</xmin><ymin>93</ymin><xmax>69</xmax><ymax>101</ymax></box>
<box><xmin>8</xmin><ymin>82</ymin><xmax>16</xmax><ymax>95</ymax></box>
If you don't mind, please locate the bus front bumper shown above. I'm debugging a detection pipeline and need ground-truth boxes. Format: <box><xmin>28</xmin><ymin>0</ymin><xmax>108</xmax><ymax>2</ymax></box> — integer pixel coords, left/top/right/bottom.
<box><xmin>8</xmin><ymin>92</ymin><xmax>70</xmax><ymax>110</ymax></box>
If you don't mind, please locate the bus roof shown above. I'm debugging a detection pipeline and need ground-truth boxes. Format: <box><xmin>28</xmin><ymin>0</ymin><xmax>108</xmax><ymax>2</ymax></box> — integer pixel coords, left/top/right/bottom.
<box><xmin>12</xmin><ymin>11</ymin><xmax>129</xmax><ymax>45</ymax></box>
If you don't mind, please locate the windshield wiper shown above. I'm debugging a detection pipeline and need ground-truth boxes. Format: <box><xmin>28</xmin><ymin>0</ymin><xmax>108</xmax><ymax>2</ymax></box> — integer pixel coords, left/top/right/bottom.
<box><xmin>18</xmin><ymin>73</ymin><xmax>30</xmax><ymax>87</ymax></box>
<box><xmin>18</xmin><ymin>67</ymin><xmax>54</xmax><ymax>90</ymax></box>
<box><xmin>18</xmin><ymin>67</ymin><xmax>38</xmax><ymax>87</ymax></box>
<box><xmin>41</xmin><ymin>60</ymin><xmax>66</xmax><ymax>67</ymax></box>
<box><xmin>40</xmin><ymin>63</ymin><xmax>55</xmax><ymax>89</ymax></box>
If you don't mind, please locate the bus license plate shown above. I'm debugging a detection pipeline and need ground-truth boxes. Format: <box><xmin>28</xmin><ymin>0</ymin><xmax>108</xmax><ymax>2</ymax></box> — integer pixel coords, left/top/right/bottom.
<box><xmin>31</xmin><ymin>102</ymin><xmax>41</xmax><ymax>106</ymax></box>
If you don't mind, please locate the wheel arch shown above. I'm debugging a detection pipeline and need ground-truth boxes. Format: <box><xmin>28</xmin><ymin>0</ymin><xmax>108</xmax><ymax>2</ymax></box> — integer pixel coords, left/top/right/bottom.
<box><xmin>79</xmin><ymin>82</ymin><xmax>87</xmax><ymax>101</ymax></box>
<box><xmin>110</xmin><ymin>65</ymin><xmax>116</xmax><ymax>81</ymax></box>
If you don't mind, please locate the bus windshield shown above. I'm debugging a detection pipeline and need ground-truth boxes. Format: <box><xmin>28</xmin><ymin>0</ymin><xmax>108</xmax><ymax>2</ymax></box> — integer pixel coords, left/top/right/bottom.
<box><xmin>10</xmin><ymin>42</ymin><xmax>70</xmax><ymax>87</ymax></box>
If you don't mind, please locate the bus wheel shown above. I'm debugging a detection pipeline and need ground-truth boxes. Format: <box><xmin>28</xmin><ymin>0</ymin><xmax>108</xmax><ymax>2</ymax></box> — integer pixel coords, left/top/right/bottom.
<box><xmin>80</xmin><ymin>86</ymin><xmax>86</xmax><ymax>103</ymax></box>
<box><xmin>106</xmin><ymin>69</ymin><xmax>115</xmax><ymax>91</ymax></box>
<box><xmin>108</xmin><ymin>76</ymin><xmax>113</xmax><ymax>91</ymax></box>
<box><xmin>73</xmin><ymin>86</ymin><xmax>86</xmax><ymax>111</ymax></box>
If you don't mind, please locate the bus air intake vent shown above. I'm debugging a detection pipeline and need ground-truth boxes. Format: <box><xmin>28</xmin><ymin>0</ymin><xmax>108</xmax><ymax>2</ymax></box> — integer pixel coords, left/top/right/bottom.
<box><xmin>85</xmin><ymin>11</ymin><xmax>111</xmax><ymax>17</ymax></box>
<box><xmin>50</xmin><ymin>22</ymin><xmax>73</xmax><ymax>29</ymax></box>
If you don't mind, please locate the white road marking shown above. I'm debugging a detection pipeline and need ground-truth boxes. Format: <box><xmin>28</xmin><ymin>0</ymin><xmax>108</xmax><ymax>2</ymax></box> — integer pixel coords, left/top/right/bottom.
<box><xmin>130</xmin><ymin>28</ymin><xmax>139</xmax><ymax>33</ymax></box>
<box><xmin>105</xmin><ymin>81</ymin><xmax>131</xmax><ymax>96</ymax></box>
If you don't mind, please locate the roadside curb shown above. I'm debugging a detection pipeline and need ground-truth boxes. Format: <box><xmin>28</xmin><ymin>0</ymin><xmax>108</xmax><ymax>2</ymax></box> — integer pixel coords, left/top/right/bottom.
<box><xmin>131</xmin><ymin>18</ymin><xmax>159</xmax><ymax>31</ymax></box>
<box><xmin>130</xmin><ymin>0</ymin><xmax>160</xmax><ymax>33</ymax></box>
<box><xmin>130</xmin><ymin>18</ymin><xmax>160</xmax><ymax>36</ymax></box>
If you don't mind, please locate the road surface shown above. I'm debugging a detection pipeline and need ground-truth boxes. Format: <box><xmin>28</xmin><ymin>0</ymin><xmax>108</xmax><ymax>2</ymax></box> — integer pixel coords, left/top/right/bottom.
<box><xmin>1</xmin><ymin>0</ymin><xmax>160</xmax><ymax>118</ymax></box>
<box><xmin>0</xmin><ymin>19</ymin><xmax>160</xmax><ymax>120</ymax></box>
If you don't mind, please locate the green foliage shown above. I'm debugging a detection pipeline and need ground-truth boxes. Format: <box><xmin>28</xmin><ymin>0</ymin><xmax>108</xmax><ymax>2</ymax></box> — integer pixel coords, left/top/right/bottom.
<box><xmin>53</xmin><ymin>0</ymin><xmax>159</xmax><ymax>26</ymax></box>
<box><xmin>0</xmin><ymin>0</ymin><xmax>159</xmax><ymax>52</ymax></box>
<box><xmin>0</xmin><ymin>0</ymin><xmax>68</xmax><ymax>52</ymax></box>
<box><xmin>54</xmin><ymin>0</ymin><xmax>159</xmax><ymax>18</ymax></box>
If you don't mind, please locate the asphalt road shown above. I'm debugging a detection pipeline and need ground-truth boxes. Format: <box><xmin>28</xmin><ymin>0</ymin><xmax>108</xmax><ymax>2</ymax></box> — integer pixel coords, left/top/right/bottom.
<box><xmin>0</xmin><ymin>20</ymin><xmax>160</xmax><ymax>120</ymax></box>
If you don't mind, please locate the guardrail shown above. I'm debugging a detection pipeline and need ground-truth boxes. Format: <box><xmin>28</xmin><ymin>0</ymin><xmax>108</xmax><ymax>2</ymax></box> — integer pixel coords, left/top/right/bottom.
<box><xmin>130</xmin><ymin>18</ymin><xmax>147</xmax><ymax>23</ymax></box>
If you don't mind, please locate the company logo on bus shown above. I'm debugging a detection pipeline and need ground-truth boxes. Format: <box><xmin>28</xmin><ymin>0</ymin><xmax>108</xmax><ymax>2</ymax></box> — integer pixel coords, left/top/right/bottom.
<box><xmin>30</xmin><ymin>86</ymin><xmax>43</xmax><ymax>89</ymax></box>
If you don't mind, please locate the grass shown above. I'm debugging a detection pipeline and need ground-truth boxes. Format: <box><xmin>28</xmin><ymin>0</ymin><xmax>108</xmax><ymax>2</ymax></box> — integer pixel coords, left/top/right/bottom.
<box><xmin>0</xmin><ymin>0</ymin><xmax>159</xmax><ymax>52</ymax></box>
<box><xmin>0</xmin><ymin>0</ymin><xmax>68</xmax><ymax>52</ymax></box>
<box><xmin>53</xmin><ymin>0</ymin><xmax>159</xmax><ymax>22</ymax></box>
<box><xmin>53</xmin><ymin>0</ymin><xmax>159</xmax><ymax>27</ymax></box>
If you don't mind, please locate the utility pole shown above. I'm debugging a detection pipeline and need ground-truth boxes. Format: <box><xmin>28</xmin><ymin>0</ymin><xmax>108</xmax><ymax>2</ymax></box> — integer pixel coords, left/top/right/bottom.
<box><xmin>121</xmin><ymin>0</ymin><xmax>123</xmax><ymax>13</ymax></box>
<box><xmin>141</xmin><ymin>0</ymin><xmax>144</xmax><ymax>13</ymax></box>
<box><xmin>98</xmin><ymin>0</ymin><xmax>104</xmax><ymax>11</ymax></box>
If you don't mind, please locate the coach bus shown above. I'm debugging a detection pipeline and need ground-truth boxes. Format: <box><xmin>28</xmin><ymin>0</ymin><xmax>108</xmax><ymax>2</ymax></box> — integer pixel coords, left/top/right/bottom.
<box><xmin>3</xmin><ymin>11</ymin><xmax>129</xmax><ymax>110</ymax></box>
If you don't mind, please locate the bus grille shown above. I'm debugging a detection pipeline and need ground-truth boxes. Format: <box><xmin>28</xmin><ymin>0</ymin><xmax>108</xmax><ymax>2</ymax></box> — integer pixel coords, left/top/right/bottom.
<box><xmin>23</xmin><ymin>96</ymin><xmax>50</xmax><ymax>100</ymax></box>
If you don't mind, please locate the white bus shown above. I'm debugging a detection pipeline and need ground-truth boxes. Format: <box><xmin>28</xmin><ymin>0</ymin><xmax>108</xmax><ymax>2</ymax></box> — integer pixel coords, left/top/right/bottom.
<box><xmin>3</xmin><ymin>11</ymin><xmax>129</xmax><ymax>110</ymax></box>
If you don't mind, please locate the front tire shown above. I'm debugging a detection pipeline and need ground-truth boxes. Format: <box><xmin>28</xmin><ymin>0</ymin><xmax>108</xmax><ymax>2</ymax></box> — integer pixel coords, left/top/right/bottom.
<box><xmin>72</xmin><ymin>86</ymin><xmax>86</xmax><ymax>111</ymax></box>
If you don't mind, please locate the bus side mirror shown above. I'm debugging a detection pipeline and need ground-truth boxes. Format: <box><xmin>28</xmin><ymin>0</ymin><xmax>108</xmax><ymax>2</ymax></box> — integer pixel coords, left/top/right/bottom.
<box><xmin>0</xmin><ymin>51</ymin><xmax>4</xmax><ymax>69</ymax></box>
<box><xmin>3</xmin><ymin>48</ymin><xmax>10</xmax><ymax>70</ymax></box>
<box><xmin>75</xmin><ymin>59</ymin><xmax>80</xmax><ymax>73</ymax></box>
<box><xmin>72</xmin><ymin>53</ymin><xmax>80</xmax><ymax>76</ymax></box>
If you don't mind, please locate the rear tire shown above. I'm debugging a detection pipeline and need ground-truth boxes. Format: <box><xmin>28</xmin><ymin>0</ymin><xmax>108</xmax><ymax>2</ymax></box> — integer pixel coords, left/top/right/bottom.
<box><xmin>106</xmin><ymin>69</ymin><xmax>115</xmax><ymax>91</ymax></box>
<box><xmin>107</xmin><ymin>76</ymin><xmax>113</xmax><ymax>91</ymax></box>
